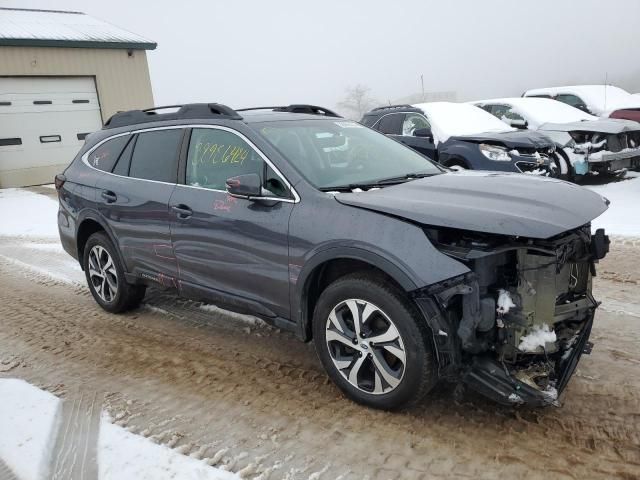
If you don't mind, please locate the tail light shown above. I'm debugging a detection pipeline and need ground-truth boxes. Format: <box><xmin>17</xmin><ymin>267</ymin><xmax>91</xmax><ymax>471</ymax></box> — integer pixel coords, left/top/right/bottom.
<box><xmin>54</xmin><ymin>174</ymin><xmax>66</xmax><ymax>190</ymax></box>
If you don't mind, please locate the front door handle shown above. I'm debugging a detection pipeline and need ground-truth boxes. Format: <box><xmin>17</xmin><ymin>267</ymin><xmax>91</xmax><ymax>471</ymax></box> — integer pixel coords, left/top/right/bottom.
<box><xmin>171</xmin><ymin>204</ymin><xmax>193</xmax><ymax>219</ymax></box>
<box><xmin>101</xmin><ymin>190</ymin><xmax>117</xmax><ymax>203</ymax></box>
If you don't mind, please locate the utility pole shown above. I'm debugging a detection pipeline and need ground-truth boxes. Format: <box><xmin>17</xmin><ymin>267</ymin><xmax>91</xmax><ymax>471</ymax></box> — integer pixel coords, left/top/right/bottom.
<box><xmin>421</xmin><ymin>74</ymin><xmax>425</xmax><ymax>101</ymax></box>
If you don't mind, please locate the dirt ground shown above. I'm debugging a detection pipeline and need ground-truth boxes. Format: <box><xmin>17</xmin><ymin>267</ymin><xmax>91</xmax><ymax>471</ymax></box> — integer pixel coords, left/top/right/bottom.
<box><xmin>0</xmin><ymin>224</ymin><xmax>639</xmax><ymax>478</ymax></box>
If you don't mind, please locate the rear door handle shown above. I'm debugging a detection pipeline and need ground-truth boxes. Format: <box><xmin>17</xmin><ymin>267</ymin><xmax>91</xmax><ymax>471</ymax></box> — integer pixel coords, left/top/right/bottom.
<box><xmin>101</xmin><ymin>190</ymin><xmax>117</xmax><ymax>203</ymax></box>
<box><xmin>171</xmin><ymin>204</ymin><xmax>193</xmax><ymax>219</ymax></box>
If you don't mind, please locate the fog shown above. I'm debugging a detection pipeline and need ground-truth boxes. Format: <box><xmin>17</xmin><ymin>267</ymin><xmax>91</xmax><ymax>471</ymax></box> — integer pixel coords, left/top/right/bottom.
<box><xmin>6</xmin><ymin>0</ymin><xmax>640</xmax><ymax>115</ymax></box>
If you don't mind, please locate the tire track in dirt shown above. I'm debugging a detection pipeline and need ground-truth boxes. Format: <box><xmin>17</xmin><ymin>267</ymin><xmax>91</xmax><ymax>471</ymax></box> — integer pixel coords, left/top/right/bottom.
<box><xmin>0</xmin><ymin>459</ymin><xmax>19</xmax><ymax>480</ymax></box>
<box><xmin>0</xmin><ymin>255</ymin><xmax>639</xmax><ymax>479</ymax></box>
<box><xmin>50</xmin><ymin>389</ymin><xmax>102</xmax><ymax>480</ymax></box>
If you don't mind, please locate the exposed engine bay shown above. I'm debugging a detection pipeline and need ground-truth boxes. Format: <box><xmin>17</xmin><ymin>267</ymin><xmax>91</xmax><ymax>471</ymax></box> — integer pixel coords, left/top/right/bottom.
<box><xmin>418</xmin><ymin>225</ymin><xmax>610</xmax><ymax>406</ymax></box>
<box><xmin>541</xmin><ymin>124</ymin><xmax>640</xmax><ymax>177</ymax></box>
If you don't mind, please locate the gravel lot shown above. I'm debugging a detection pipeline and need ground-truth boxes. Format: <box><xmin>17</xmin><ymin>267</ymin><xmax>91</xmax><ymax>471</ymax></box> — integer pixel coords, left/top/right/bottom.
<box><xmin>0</xmin><ymin>188</ymin><xmax>638</xmax><ymax>479</ymax></box>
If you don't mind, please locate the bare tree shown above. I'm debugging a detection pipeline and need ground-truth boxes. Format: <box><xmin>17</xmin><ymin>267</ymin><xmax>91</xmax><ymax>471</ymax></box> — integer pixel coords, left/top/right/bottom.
<box><xmin>337</xmin><ymin>84</ymin><xmax>377</xmax><ymax>120</ymax></box>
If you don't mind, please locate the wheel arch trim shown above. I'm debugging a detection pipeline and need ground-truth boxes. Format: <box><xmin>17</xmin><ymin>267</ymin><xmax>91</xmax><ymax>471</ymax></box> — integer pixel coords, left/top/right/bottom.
<box><xmin>293</xmin><ymin>246</ymin><xmax>419</xmax><ymax>341</ymax></box>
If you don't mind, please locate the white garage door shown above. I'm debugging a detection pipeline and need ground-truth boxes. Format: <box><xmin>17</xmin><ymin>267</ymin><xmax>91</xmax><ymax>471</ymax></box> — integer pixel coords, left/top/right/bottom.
<box><xmin>0</xmin><ymin>77</ymin><xmax>103</xmax><ymax>188</ymax></box>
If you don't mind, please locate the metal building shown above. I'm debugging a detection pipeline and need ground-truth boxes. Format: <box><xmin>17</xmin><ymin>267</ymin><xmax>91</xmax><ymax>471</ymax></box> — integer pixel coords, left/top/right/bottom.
<box><xmin>0</xmin><ymin>7</ymin><xmax>156</xmax><ymax>188</ymax></box>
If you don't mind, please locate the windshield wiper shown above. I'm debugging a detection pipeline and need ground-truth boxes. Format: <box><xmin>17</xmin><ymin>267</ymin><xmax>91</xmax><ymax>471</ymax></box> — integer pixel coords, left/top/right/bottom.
<box><xmin>374</xmin><ymin>172</ymin><xmax>438</xmax><ymax>185</ymax></box>
<box><xmin>319</xmin><ymin>172</ymin><xmax>438</xmax><ymax>192</ymax></box>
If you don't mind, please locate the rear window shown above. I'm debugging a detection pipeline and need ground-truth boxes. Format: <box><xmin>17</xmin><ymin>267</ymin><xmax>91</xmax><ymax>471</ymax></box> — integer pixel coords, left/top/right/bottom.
<box><xmin>129</xmin><ymin>129</ymin><xmax>182</xmax><ymax>183</ymax></box>
<box><xmin>88</xmin><ymin>136</ymin><xmax>130</xmax><ymax>172</ymax></box>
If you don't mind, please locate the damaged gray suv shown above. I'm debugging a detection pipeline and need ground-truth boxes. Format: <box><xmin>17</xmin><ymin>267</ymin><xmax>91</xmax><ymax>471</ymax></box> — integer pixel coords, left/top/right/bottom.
<box><xmin>57</xmin><ymin>103</ymin><xmax>610</xmax><ymax>409</ymax></box>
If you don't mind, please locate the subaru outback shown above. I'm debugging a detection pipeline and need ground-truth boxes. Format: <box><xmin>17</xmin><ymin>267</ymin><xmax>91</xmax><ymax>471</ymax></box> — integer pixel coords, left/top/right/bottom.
<box><xmin>56</xmin><ymin>103</ymin><xmax>610</xmax><ymax>409</ymax></box>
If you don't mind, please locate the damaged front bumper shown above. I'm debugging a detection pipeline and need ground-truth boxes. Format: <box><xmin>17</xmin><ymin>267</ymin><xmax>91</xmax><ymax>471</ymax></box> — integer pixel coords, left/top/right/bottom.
<box><xmin>416</xmin><ymin>226</ymin><xmax>608</xmax><ymax>407</ymax></box>
<box><xmin>463</xmin><ymin>307</ymin><xmax>595</xmax><ymax>407</ymax></box>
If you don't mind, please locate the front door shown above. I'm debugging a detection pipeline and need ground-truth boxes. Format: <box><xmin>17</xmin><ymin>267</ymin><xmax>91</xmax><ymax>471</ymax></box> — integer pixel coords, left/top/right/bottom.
<box><xmin>169</xmin><ymin>126</ymin><xmax>295</xmax><ymax>319</ymax></box>
<box><xmin>394</xmin><ymin>113</ymin><xmax>437</xmax><ymax>160</ymax></box>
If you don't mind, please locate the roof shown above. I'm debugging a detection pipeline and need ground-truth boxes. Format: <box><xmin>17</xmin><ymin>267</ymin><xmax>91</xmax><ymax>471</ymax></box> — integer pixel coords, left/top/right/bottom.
<box><xmin>103</xmin><ymin>103</ymin><xmax>342</xmax><ymax>129</ymax></box>
<box><xmin>412</xmin><ymin>102</ymin><xmax>514</xmax><ymax>143</ymax></box>
<box><xmin>471</xmin><ymin>97</ymin><xmax>597</xmax><ymax>129</ymax></box>
<box><xmin>0</xmin><ymin>7</ymin><xmax>156</xmax><ymax>50</ymax></box>
<box><xmin>523</xmin><ymin>85</ymin><xmax>640</xmax><ymax>115</ymax></box>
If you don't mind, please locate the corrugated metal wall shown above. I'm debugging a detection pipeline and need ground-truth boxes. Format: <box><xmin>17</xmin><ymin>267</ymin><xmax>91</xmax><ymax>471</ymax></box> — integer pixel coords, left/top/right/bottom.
<box><xmin>0</xmin><ymin>46</ymin><xmax>154</xmax><ymax>120</ymax></box>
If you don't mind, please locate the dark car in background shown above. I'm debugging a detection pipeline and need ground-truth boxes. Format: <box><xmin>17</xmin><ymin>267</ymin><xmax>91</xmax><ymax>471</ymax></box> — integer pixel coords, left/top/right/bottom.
<box><xmin>56</xmin><ymin>102</ymin><xmax>609</xmax><ymax>409</ymax></box>
<box><xmin>361</xmin><ymin>102</ymin><xmax>561</xmax><ymax>175</ymax></box>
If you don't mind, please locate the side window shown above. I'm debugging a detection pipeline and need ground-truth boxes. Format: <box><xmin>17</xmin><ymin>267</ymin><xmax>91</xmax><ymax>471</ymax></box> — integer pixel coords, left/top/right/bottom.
<box><xmin>186</xmin><ymin>128</ymin><xmax>264</xmax><ymax>191</ymax></box>
<box><xmin>88</xmin><ymin>136</ymin><xmax>130</xmax><ymax>172</ymax></box>
<box><xmin>402</xmin><ymin>113</ymin><xmax>430</xmax><ymax>136</ymax></box>
<box><xmin>375</xmin><ymin>114</ymin><xmax>403</xmax><ymax>135</ymax></box>
<box><xmin>129</xmin><ymin>129</ymin><xmax>182</xmax><ymax>183</ymax></box>
<box><xmin>556</xmin><ymin>94</ymin><xmax>590</xmax><ymax>113</ymax></box>
<box><xmin>112</xmin><ymin>135</ymin><xmax>135</xmax><ymax>176</ymax></box>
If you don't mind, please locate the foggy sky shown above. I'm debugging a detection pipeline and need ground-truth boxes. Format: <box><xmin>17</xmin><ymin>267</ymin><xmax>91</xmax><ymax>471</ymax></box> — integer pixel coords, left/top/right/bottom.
<box><xmin>4</xmin><ymin>0</ymin><xmax>640</xmax><ymax>115</ymax></box>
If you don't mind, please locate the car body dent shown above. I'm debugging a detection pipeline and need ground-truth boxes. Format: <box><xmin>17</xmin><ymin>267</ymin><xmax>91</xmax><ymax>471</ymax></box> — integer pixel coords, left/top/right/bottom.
<box><xmin>334</xmin><ymin>171</ymin><xmax>608</xmax><ymax>239</ymax></box>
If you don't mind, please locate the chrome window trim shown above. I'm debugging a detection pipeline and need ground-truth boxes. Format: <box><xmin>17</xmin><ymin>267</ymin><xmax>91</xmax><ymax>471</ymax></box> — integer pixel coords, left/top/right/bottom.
<box><xmin>81</xmin><ymin>124</ymin><xmax>300</xmax><ymax>203</ymax></box>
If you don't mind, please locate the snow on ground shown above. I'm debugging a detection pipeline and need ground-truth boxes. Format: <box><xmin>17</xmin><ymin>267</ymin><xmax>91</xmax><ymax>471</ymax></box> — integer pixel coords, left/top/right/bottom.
<box><xmin>0</xmin><ymin>188</ymin><xmax>60</xmax><ymax>238</ymax></box>
<box><xmin>99</xmin><ymin>414</ymin><xmax>238</xmax><ymax>480</ymax></box>
<box><xmin>0</xmin><ymin>379</ymin><xmax>239</xmax><ymax>480</ymax></box>
<box><xmin>585</xmin><ymin>172</ymin><xmax>640</xmax><ymax>236</ymax></box>
<box><xmin>0</xmin><ymin>379</ymin><xmax>60</xmax><ymax>480</ymax></box>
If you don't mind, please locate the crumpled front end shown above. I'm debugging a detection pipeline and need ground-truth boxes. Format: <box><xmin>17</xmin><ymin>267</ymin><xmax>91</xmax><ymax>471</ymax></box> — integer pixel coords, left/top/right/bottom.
<box><xmin>544</xmin><ymin>128</ymin><xmax>640</xmax><ymax>177</ymax></box>
<box><xmin>418</xmin><ymin>225</ymin><xmax>610</xmax><ymax>406</ymax></box>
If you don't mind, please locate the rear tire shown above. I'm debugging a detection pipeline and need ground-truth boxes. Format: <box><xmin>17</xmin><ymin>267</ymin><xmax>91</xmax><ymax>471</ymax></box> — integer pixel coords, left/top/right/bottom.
<box><xmin>83</xmin><ymin>232</ymin><xmax>146</xmax><ymax>313</ymax></box>
<box><xmin>312</xmin><ymin>272</ymin><xmax>438</xmax><ymax>410</ymax></box>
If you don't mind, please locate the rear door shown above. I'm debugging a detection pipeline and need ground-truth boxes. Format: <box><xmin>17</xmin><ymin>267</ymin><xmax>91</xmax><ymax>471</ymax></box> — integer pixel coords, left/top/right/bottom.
<box><xmin>94</xmin><ymin>127</ymin><xmax>184</xmax><ymax>287</ymax></box>
<box><xmin>169</xmin><ymin>126</ymin><xmax>295</xmax><ymax>319</ymax></box>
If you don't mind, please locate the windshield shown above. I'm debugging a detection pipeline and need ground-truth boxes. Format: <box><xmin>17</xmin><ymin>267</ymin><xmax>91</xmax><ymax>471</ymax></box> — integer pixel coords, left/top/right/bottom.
<box><xmin>254</xmin><ymin>119</ymin><xmax>442</xmax><ymax>189</ymax></box>
<box><xmin>413</xmin><ymin>102</ymin><xmax>514</xmax><ymax>143</ymax></box>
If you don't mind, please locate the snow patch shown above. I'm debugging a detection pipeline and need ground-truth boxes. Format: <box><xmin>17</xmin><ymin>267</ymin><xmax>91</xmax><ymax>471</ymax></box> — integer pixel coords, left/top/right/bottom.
<box><xmin>199</xmin><ymin>304</ymin><xmax>265</xmax><ymax>327</ymax></box>
<box><xmin>412</xmin><ymin>102</ymin><xmax>514</xmax><ymax>144</ymax></box>
<box><xmin>0</xmin><ymin>188</ymin><xmax>60</xmax><ymax>238</ymax></box>
<box><xmin>518</xmin><ymin>324</ymin><xmax>557</xmax><ymax>352</ymax></box>
<box><xmin>0</xmin><ymin>379</ymin><xmax>239</xmax><ymax>480</ymax></box>
<box><xmin>0</xmin><ymin>379</ymin><xmax>61</xmax><ymax>480</ymax></box>
<box><xmin>586</xmin><ymin>172</ymin><xmax>640</xmax><ymax>236</ymax></box>
<box><xmin>99</xmin><ymin>413</ymin><xmax>239</xmax><ymax>480</ymax></box>
<box><xmin>0</xmin><ymin>253</ymin><xmax>79</xmax><ymax>284</ymax></box>
<box><xmin>496</xmin><ymin>289</ymin><xmax>516</xmax><ymax>315</ymax></box>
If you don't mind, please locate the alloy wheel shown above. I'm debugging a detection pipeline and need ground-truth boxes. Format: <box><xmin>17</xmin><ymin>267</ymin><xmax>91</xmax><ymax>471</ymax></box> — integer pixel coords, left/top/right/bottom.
<box><xmin>88</xmin><ymin>245</ymin><xmax>118</xmax><ymax>303</ymax></box>
<box><xmin>325</xmin><ymin>299</ymin><xmax>406</xmax><ymax>395</ymax></box>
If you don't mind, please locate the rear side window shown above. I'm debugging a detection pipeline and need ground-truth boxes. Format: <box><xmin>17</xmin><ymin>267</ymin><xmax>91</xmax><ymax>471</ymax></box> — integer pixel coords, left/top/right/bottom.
<box><xmin>88</xmin><ymin>136</ymin><xmax>130</xmax><ymax>172</ymax></box>
<box><xmin>375</xmin><ymin>113</ymin><xmax>403</xmax><ymax>135</ymax></box>
<box><xmin>112</xmin><ymin>135</ymin><xmax>135</xmax><ymax>176</ymax></box>
<box><xmin>129</xmin><ymin>129</ymin><xmax>182</xmax><ymax>183</ymax></box>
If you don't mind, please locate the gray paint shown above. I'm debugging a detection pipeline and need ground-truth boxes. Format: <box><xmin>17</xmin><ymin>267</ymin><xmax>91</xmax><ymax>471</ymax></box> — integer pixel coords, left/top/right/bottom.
<box><xmin>335</xmin><ymin>171</ymin><xmax>609</xmax><ymax>239</ymax></box>
<box><xmin>58</xmin><ymin>114</ymin><xmax>607</xmax><ymax>341</ymax></box>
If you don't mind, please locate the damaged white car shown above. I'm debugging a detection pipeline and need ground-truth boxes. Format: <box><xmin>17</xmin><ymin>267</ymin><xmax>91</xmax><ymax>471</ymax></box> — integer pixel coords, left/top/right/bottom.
<box><xmin>473</xmin><ymin>97</ymin><xmax>640</xmax><ymax>180</ymax></box>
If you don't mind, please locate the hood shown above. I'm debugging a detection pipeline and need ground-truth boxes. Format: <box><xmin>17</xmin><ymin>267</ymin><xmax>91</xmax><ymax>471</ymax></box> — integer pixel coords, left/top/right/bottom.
<box><xmin>335</xmin><ymin>171</ymin><xmax>608</xmax><ymax>239</ymax></box>
<box><xmin>449</xmin><ymin>130</ymin><xmax>554</xmax><ymax>149</ymax></box>
<box><xmin>539</xmin><ymin>118</ymin><xmax>640</xmax><ymax>134</ymax></box>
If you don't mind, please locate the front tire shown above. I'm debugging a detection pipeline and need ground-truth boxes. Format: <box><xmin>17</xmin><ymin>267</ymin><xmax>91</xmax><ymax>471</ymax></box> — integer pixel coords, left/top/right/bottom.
<box><xmin>312</xmin><ymin>273</ymin><xmax>438</xmax><ymax>410</ymax></box>
<box><xmin>83</xmin><ymin>232</ymin><xmax>146</xmax><ymax>313</ymax></box>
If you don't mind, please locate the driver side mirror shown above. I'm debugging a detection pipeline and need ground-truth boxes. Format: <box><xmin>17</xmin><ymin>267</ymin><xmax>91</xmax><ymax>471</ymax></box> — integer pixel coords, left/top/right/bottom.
<box><xmin>414</xmin><ymin>128</ymin><xmax>432</xmax><ymax>138</ymax></box>
<box><xmin>226</xmin><ymin>173</ymin><xmax>262</xmax><ymax>199</ymax></box>
<box><xmin>509</xmin><ymin>119</ymin><xmax>528</xmax><ymax>129</ymax></box>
